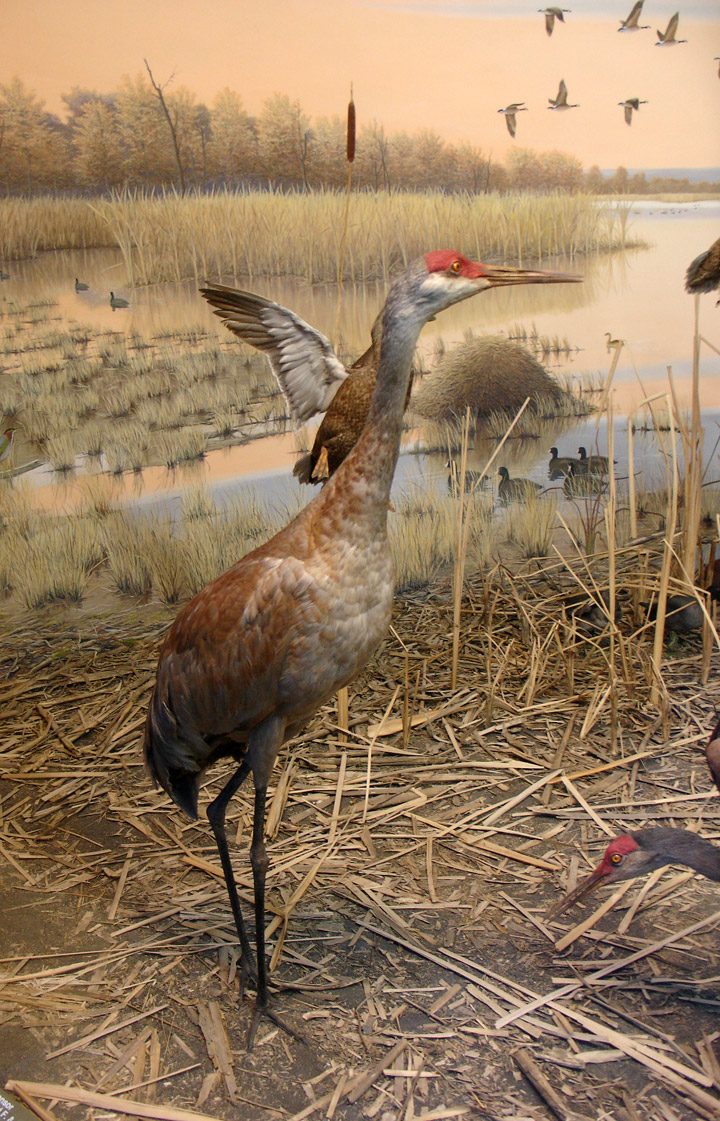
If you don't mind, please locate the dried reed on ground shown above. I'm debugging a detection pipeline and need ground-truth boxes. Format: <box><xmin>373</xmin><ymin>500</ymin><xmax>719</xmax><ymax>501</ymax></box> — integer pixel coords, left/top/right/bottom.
<box><xmin>1</xmin><ymin>542</ymin><xmax>718</xmax><ymax>1121</ymax></box>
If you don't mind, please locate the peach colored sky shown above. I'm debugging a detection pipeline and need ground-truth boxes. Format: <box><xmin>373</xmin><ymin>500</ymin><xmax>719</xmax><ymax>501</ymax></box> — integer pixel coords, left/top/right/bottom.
<box><xmin>3</xmin><ymin>0</ymin><xmax>719</xmax><ymax>170</ymax></box>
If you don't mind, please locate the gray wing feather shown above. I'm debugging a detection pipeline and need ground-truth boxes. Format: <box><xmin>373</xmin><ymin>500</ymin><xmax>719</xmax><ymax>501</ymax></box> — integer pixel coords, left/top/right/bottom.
<box><xmin>200</xmin><ymin>284</ymin><xmax>348</xmax><ymax>423</ymax></box>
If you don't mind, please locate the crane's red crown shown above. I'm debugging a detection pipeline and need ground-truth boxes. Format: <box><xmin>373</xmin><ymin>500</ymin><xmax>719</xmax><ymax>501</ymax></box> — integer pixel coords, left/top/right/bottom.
<box><xmin>597</xmin><ymin>833</ymin><xmax>639</xmax><ymax>874</ymax></box>
<box><xmin>424</xmin><ymin>250</ymin><xmax>485</xmax><ymax>278</ymax></box>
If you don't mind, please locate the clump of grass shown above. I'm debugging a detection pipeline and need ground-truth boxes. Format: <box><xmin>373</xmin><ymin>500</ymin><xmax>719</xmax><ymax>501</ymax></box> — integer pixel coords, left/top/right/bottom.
<box><xmin>390</xmin><ymin>483</ymin><xmax>494</xmax><ymax>590</ymax></box>
<box><xmin>146</xmin><ymin>519</ymin><xmax>186</xmax><ymax>604</ymax></box>
<box><xmin>182</xmin><ymin>485</ymin><xmax>217</xmax><ymax>522</ymax></box>
<box><xmin>101</xmin><ymin>512</ymin><xmax>154</xmax><ymax>596</ymax></box>
<box><xmin>506</xmin><ymin>492</ymin><xmax>558</xmax><ymax>558</ymax></box>
<box><xmin>413</xmin><ymin>334</ymin><xmax>574</xmax><ymax>424</ymax></box>
<box><xmin>156</xmin><ymin>429</ymin><xmax>207</xmax><ymax>467</ymax></box>
<box><xmin>46</xmin><ymin>432</ymin><xmax>81</xmax><ymax>473</ymax></box>
<box><xmin>12</xmin><ymin>516</ymin><xmax>102</xmax><ymax>607</ymax></box>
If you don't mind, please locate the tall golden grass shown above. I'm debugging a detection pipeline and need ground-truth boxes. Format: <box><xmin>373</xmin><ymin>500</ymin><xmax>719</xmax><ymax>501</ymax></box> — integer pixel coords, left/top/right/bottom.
<box><xmin>1</xmin><ymin>189</ymin><xmax>634</xmax><ymax>284</ymax></box>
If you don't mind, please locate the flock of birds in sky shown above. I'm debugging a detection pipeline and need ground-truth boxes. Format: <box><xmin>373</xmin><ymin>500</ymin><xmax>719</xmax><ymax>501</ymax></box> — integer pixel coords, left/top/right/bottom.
<box><xmin>499</xmin><ymin>1</ymin><xmax>715</xmax><ymax>137</ymax></box>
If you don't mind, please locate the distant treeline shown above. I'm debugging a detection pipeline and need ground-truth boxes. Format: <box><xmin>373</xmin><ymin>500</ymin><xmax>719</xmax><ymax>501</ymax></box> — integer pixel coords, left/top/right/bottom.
<box><xmin>1</xmin><ymin>75</ymin><xmax>717</xmax><ymax>198</ymax></box>
<box><xmin>586</xmin><ymin>165</ymin><xmax>720</xmax><ymax>195</ymax></box>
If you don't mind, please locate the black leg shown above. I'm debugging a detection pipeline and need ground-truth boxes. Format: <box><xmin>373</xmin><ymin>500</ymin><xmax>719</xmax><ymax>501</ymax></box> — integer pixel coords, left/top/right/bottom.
<box><xmin>206</xmin><ymin>760</ymin><xmax>256</xmax><ymax>990</ymax></box>
<box><xmin>250</xmin><ymin>785</ymin><xmax>270</xmax><ymax>1008</ymax></box>
<box><xmin>245</xmin><ymin>784</ymin><xmax>307</xmax><ymax>1050</ymax></box>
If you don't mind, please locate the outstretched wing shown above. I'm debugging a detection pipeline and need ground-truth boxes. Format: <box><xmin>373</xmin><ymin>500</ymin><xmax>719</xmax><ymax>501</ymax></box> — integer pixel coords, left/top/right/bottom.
<box><xmin>200</xmin><ymin>284</ymin><xmax>348</xmax><ymax>424</ymax></box>
<box><xmin>624</xmin><ymin>103</ymin><xmax>633</xmax><ymax>125</ymax></box>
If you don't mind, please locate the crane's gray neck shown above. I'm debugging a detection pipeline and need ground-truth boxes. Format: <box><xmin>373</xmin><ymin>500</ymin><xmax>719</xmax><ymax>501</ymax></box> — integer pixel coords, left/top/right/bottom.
<box><xmin>325</xmin><ymin>286</ymin><xmax>425</xmax><ymax>520</ymax></box>
<box><xmin>636</xmin><ymin>827</ymin><xmax>720</xmax><ymax>882</ymax></box>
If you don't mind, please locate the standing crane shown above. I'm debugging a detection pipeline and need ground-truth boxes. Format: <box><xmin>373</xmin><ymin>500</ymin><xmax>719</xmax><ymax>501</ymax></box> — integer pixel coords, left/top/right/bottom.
<box><xmin>497</xmin><ymin>102</ymin><xmax>528</xmax><ymax>138</ymax></box>
<box><xmin>548</xmin><ymin>79</ymin><xmax>579</xmax><ymax>111</ymax></box>
<box><xmin>618</xmin><ymin>1</ymin><xmax>650</xmax><ymax>31</ymax></box>
<box><xmin>144</xmin><ymin>250</ymin><xmax>581</xmax><ymax>1041</ymax></box>
<box><xmin>656</xmin><ymin>12</ymin><xmax>686</xmax><ymax>44</ymax></box>
<box><xmin>200</xmin><ymin>287</ymin><xmax>412</xmax><ymax>484</ymax></box>
<box><xmin>618</xmin><ymin>97</ymin><xmax>648</xmax><ymax>126</ymax></box>
<box><xmin>538</xmin><ymin>7</ymin><xmax>570</xmax><ymax>36</ymax></box>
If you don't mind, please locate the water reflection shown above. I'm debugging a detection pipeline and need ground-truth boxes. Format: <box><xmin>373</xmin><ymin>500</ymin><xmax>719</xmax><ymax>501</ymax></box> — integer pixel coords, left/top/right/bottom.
<box><xmin>2</xmin><ymin>202</ymin><xmax>719</xmax><ymax>515</ymax></box>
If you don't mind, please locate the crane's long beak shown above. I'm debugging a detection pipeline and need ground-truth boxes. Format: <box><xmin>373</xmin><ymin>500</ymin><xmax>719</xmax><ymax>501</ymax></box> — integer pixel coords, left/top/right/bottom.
<box><xmin>546</xmin><ymin>864</ymin><xmax>607</xmax><ymax>921</ymax></box>
<box><xmin>482</xmin><ymin>264</ymin><xmax>583</xmax><ymax>288</ymax></box>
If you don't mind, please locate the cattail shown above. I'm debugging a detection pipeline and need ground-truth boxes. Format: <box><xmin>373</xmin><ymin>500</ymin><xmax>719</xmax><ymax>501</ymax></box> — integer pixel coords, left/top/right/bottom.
<box><xmin>346</xmin><ymin>86</ymin><xmax>356</xmax><ymax>163</ymax></box>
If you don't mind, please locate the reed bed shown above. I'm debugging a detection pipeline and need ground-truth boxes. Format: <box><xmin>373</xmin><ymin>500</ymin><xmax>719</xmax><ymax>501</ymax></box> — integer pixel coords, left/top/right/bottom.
<box><xmin>1</xmin><ymin>190</ymin><xmax>636</xmax><ymax>283</ymax></box>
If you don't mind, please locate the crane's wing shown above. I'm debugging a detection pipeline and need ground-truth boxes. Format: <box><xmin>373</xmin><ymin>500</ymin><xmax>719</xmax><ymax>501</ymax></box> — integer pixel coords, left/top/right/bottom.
<box><xmin>200</xmin><ymin>284</ymin><xmax>348</xmax><ymax>424</ymax></box>
<box><xmin>624</xmin><ymin>103</ymin><xmax>633</xmax><ymax>125</ymax></box>
<box><xmin>624</xmin><ymin>0</ymin><xmax>643</xmax><ymax>26</ymax></box>
<box><xmin>665</xmin><ymin>11</ymin><xmax>679</xmax><ymax>38</ymax></box>
<box><xmin>506</xmin><ymin>112</ymin><xmax>517</xmax><ymax>137</ymax></box>
<box><xmin>685</xmin><ymin>237</ymin><xmax>720</xmax><ymax>293</ymax></box>
<box><xmin>545</xmin><ymin>11</ymin><xmax>554</xmax><ymax>35</ymax></box>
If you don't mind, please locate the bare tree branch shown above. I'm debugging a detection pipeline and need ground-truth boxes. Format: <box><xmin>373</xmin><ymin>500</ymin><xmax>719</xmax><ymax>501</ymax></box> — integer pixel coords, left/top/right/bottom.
<box><xmin>144</xmin><ymin>58</ymin><xmax>186</xmax><ymax>195</ymax></box>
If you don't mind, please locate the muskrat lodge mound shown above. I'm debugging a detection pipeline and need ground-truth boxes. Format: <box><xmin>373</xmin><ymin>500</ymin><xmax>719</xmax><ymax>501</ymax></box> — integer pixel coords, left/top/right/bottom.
<box><xmin>412</xmin><ymin>333</ymin><xmax>567</xmax><ymax>420</ymax></box>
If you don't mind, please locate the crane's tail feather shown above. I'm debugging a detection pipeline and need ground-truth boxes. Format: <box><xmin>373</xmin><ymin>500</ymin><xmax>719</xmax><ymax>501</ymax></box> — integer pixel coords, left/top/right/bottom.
<box><xmin>143</xmin><ymin>690</ymin><xmax>204</xmax><ymax>820</ymax></box>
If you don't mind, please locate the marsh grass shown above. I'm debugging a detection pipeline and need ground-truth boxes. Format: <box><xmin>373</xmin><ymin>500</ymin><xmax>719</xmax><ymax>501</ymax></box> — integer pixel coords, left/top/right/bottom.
<box><xmin>505</xmin><ymin>493</ymin><xmax>559</xmax><ymax>558</ymax></box>
<box><xmin>11</xmin><ymin>515</ymin><xmax>102</xmax><ymax>607</ymax></box>
<box><xmin>156</xmin><ymin>429</ymin><xmax>207</xmax><ymax>467</ymax></box>
<box><xmin>1</xmin><ymin>190</ymin><xmax>636</xmax><ymax>283</ymax></box>
<box><xmin>390</xmin><ymin>483</ymin><xmax>494</xmax><ymax>591</ymax></box>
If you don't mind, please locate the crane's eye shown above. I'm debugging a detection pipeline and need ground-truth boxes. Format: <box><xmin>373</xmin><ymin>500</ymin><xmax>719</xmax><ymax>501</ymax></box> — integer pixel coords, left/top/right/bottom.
<box><xmin>450</xmin><ymin>259</ymin><xmax>462</xmax><ymax>274</ymax></box>
<box><xmin>610</xmin><ymin>852</ymin><xmax>623</xmax><ymax>865</ymax></box>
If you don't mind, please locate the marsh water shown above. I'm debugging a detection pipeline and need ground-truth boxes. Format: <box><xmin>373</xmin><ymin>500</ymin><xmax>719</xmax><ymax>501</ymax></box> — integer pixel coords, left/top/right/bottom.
<box><xmin>4</xmin><ymin>200</ymin><xmax>720</xmax><ymax>515</ymax></box>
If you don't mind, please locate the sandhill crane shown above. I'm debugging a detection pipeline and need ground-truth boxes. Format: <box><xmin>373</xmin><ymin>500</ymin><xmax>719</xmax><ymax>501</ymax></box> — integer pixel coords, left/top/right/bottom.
<box><xmin>550</xmin><ymin>716</ymin><xmax>720</xmax><ymax>919</ymax></box>
<box><xmin>498</xmin><ymin>466</ymin><xmax>541</xmax><ymax>502</ymax></box>
<box><xmin>110</xmin><ymin>291</ymin><xmax>129</xmax><ymax>310</ymax></box>
<box><xmin>75</xmin><ymin>278</ymin><xmax>89</xmax><ymax>291</ymax></box>
<box><xmin>618</xmin><ymin>0</ymin><xmax>650</xmax><ymax>31</ymax></box>
<box><xmin>656</xmin><ymin>12</ymin><xmax>686</xmax><ymax>44</ymax></box>
<box><xmin>619</xmin><ymin>97</ymin><xmax>648</xmax><ymax>125</ymax></box>
<box><xmin>685</xmin><ymin>235</ymin><xmax>720</xmax><ymax>300</ymax></box>
<box><xmin>538</xmin><ymin>7</ymin><xmax>569</xmax><ymax>36</ymax></box>
<box><xmin>201</xmin><ymin>285</ymin><xmax>404</xmax><ymax>483</ymax></box>
<box><xmin>498</xmin><ymin>102</ymin><xmax>527</xmax><ymax>138</ymax></box>
<box><xmin>548</xmin><ymin>827</ymin><xmax>720</xmax><ymax>918</ymax></box>
<box><xmin>144</xmin><ymin>250</ymin><xmax>582</xmax><ymax>1041</ymax></box>
<box><xmin>548</xmin><ymin>79</ymin><xmax>579</xmax><ymax>110</ymax></box>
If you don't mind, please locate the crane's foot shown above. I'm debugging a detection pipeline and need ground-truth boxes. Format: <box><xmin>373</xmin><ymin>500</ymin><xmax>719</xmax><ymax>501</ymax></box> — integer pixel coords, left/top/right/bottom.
<box><xmin>246</xmin><ymin>999</ymin><xmax>309</xmax><ymax>1051</ymax></box>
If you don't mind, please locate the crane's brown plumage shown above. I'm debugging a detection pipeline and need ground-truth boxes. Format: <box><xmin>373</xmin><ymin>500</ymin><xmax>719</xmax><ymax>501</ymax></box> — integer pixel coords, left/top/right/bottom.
<box><xmin>200</xmin><ymin>285</ymin><xmax>413</xmax><ymax>484</ymax></box>
<box><xmin>707</xmin><ymin>716</ymin><xmax>720</xmax><ymax>793</ymax></box>
<box><xmin>146</xmin><ymin>250</ymin><xmax>581</xmax><ymax>1041</ymax></box>
<box><xmin>685</xmin><ymin>236</ymin><xmax>720</xmax><ymax>297</ymax></box>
